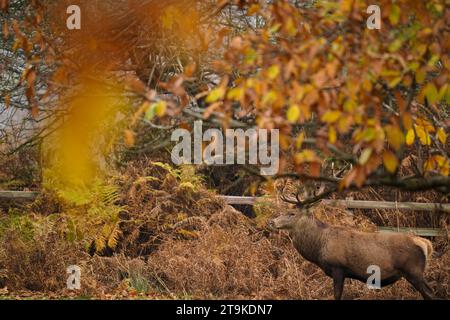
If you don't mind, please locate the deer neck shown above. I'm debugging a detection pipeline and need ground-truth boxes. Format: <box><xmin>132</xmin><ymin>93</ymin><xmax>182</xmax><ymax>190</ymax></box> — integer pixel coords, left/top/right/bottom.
<box><xmin>289</xmin><ymin>216</ymin><xmax>327</xmax><ymax>264</ymax></box>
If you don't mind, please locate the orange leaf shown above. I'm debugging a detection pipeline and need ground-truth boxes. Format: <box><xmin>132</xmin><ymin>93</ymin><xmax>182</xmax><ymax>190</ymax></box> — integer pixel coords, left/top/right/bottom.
<box><xmin>124</xmin><ymin>130</ymin><xmax>135</xmax><ymax>147</ymax></box>
<box><xmin>4</xmin><ymin>94</ymin><xmax>10</xmax><ymax>109</ymax></box>
<box><xmin>2</xmin><ymin>21</ymin><xmax>8</xmax><ymax>39</ymax></box>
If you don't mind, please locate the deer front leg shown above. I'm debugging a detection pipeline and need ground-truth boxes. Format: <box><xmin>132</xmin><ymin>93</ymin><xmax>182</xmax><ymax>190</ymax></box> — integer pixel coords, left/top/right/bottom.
<box><xmin>332</xmin><ymin>268</ymin><xmax>345</xmax><ymax>300</ymax></box>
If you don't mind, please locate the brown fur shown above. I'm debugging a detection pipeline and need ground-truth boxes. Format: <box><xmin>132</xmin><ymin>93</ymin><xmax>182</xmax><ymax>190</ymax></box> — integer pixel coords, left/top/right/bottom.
<box><xmin>271</xmin><ymin>210</ymin><xmax>435</xmax><ymax>300</ymax></box>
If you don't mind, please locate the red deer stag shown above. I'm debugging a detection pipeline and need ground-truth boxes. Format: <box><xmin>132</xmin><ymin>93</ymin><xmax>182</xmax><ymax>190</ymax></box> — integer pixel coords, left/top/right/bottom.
<box><xmin>270</xmin><ymin>187</ymin><xmax>435</xmax><ymax>300</ymax></box>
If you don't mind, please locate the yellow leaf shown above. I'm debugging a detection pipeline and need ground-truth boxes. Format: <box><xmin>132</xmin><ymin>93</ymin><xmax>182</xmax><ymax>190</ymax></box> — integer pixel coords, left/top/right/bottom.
<box><xmin>206</xmin><ymin>87</ymin><xmax>225</xmax><ymax>103</ymax></box>
<box><xmin>284</xmin><ymin>17</ymin><xmax>297</xmax><ymax>37</ymax></box>
<box><xmin>328</xmin><ymin>126</ymin><xmax>337</xmax><ymax>144</ymax></box>
<box><xmin>415</xmin><ymin>68</ymin><xmax>426</xmax><ymax>84</ymax></box>
<box><xmin>337</xmin><ymin>116</ymin><xmax>352</xmax><ymax>133</ymax></box>
<box><xmin>343</xmin><ymin>99</ymin><xmax>357</xmax><ymax>112</ymax></box>
<box><xmin>388</xmin><ymin>38</ymin><xmax>404</xmax><ymax>53</ymax></box>
<box><xmin>340</xmin><ymin>0</ymin><xmax>353</xmax><ymax>13</ymax></box>
<box><xmin>267</xmin><ymin>65</ymin><xmax>280</xmax><ymax>80</ymax></box>
<box><xmin>321</xmin><ymin>110</ymin><xmax>341</xmax><ymax>123</ymax></box>
<box><xmin>424</xmin><ymin>83</ymin><xmax>438</xmax><ymax>104</ymax></box>
<box><xmin>435</xmin><ymin>156</ymin><xmax>449</xmax><ymax>176</ymax></box>
<box><xmin>287</xmin><ymin>105</ymin><xmax>300</xmax><ymax>122</ymax></box>
<box><xmin>389</xmin><ymin>5</ymin><xmax>401</xmax><ymax>25</ymax></box>
<box><xmin>295</xmin><ymin>150</ymin><xmax>321</xmax><ymax>164</ymax></box>
<box><xmin>262</xmin><ymin>90</ymin><xmax>278</xmax><ymax>105</ymax></box>
<box><xmin>227</xmin><ymin>87</ymin><xmax>244</xmax><ymax>101</ymax></box>
<box><xmin>438</xmin><ymin>84</ymin><xmax>448</xmax><ymax>101</ymax></box>
<box><xmin>406</xmin><ymin>129</ymin><xmax>415</xmax><ymax>145</ymax></box>
<box><xmin>154</xmin><ymin>100</ymin><xmax>167</xmax><ymax>117</ymax></box>
<box><xmin>383</xmin><ymin>151</ymin><xmax>398</xmax><ymax>173</ymax></box>
<box><xmin>437</xmin><ymin>128</ymin><xmax>447</xmax><ymax>145</ymax></box>
<box><xmin>359</xmin><ymin>148</ymin><xmax>373</xmax><ymax>165</ymax></box>
<box><xmin>388</xmin><ymin>76</ymin><xmax>403</xmax><ymax>88</ymax></box>
<box><xmin>296</xmin><ymin>132</ymin><xmax>305</xmax><ymax>149</ymax></box>
<box><xmin>423</xmin><ymin>158</ymin><xmax>435</xmax><ymax>172</ymax></box>
<box><xmin>435</xmin><ymin>155</ymin><xmax>447</xmax><ymax>167</ymax></box>
<box><xmin>415</xmin><ymin>125</ymin><xmax>431</xmax><ymax>145</ymax></box>
<box><xmin>385</xmin><ymin>125</ymin><xmax>405</xmax><ymax>150</ymax></box>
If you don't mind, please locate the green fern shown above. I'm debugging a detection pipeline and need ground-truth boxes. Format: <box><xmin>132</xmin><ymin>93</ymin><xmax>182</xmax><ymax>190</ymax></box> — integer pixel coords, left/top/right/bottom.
<box><xmin>48</xmin><ymin>181</ymin><xmax>126</xmax><ymax>252</ymax></box>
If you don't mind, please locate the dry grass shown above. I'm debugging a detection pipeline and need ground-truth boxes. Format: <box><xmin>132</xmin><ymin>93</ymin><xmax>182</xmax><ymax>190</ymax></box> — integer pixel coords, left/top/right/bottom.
<box><xmin>145</xmin><ymin>201</ymin><xmax>449</xmax><ymax>300</ymax></box>
<box><xmin>0</xmin><ymin>224</ymin><xmax>85</xmax><ymax>292</ymax></box>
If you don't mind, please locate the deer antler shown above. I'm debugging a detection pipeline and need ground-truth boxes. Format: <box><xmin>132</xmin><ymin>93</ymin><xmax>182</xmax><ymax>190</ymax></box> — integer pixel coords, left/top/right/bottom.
<box><xmin>280</xmin><ymin>181</ymin><xmax>332</xmax><ymax>208</ymax></box>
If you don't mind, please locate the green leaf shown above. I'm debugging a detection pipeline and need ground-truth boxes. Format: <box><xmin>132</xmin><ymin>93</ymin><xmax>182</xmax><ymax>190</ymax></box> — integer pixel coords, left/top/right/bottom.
<box><xmin>145</xmin><ymin>105</ymin><xmax>155</xmax><ymax>120</ymax></box>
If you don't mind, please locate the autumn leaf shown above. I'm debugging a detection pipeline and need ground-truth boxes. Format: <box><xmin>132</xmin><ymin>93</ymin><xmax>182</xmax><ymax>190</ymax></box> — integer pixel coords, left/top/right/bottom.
<box><xmin>227</xmin><ymin>87</ymin><xmax>244</xmax><ymax>101</ymax></box>
<box><xmin>267</xmin><ymin>65</ymin><xmax>280</xmax><ymax>80</ymax></box>
<box><xmin>415</xmin><ymin>68</ymin><xmax>426</xmax><ymax>84</ymax></box>
<box><xmin>385</xmin><ymin>125</ymin><xmax>405</xmax><ymax>150</ymax></box>
<box><xmin>389</xmin><ymin>5</ymin><xmax>401</xmax><ymax>25</ymax></box>
<box><xmin>0</xmin><ymin>0</ymin><xmax>9</xmax><ymax>12</ymax></box>
<box><xmin>328</xmin><ymin>126</ymin><xmax>337</xmax><ymax>144</ymax></box>
<box><xmin>154</xmin><ymin>101</ymin><xmax>167</xmax><ymax>117</ymax></box>
<box><xmin>2</xmin><ymin>21</ymin><xmax>8</xmax><ymax>39</ymax></box>
<box><xmin>296</xmin><ymin>131</ymin><xmax>305</xmax><ymax>149</ymax></box>
<box><xmin>383</xmin><ymin>151</ymin><xmax>398</xmax><ymax>173</ymax></box>
<box><xmin>184</xmin><ymin>62</ymin><xmax>197</xmax><ymax>77</ymax></box>
<box><xmin>359</xmin><ymin>148</ymin><xmax>373</xmax><ymax>165</ymax></box>
<box><xmin>262</xmin><ymin>90</ymin><xmax>278</xmax><ymax>105</ymax></box>
<box><xmin>424</xmin><ymin>83</ymin><xmax>438</xmax><ymax>104</ymax></box>
<box><xmin>206</xmin><ymin>87</ymin><xmax>225</xmax><ymax>103</ymax></box>
<box><xmin>406</xmin><ymin>129</ymin><xmax>415</xmax><ymax>145</ymax></box>
<box><xmin>4</xmin><ymin>94</ymin><xmax>10</xmax><ymax>109</ymax></box>
<box><xmin>124</xmin><ymin>130</ymin><xmax>135</xmax><ymax>147</ymax></box>
<box><xmin>295</xmin><ymin>150</ymin><xmax>321</xmax><ymax>164</ymax></box>
<box><xmin>321</xmin><ymin>110</ymin><xmax>341</xmax><ymax>123</ymax></box>
<box><xmin>247</xmin><ymin>4</ymin><xmax>260</xmax><ymax>16</ymax></box>
<box><xmin>415</xmin><ymin>125</ymin><xmax>431</xmax><ymax>145</ymax></box>
<box><xmin>437</xmin><ymin>128</ymin><xmax>447</xmax><ymax>145</ymax></box>
<box><xmin>287</xmin><ymin>105</ymin><xmax>300</xmax><ymax>123</ymax></box>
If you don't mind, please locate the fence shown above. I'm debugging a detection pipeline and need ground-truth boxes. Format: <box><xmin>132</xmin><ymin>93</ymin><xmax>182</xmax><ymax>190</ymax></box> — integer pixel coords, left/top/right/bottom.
<box><xmin>220</xmin><ymin>196</ymin><xmax>450</xmax><ymax>237</ymax></box>
<box><xmin>0</xmin><ymin>191</ymin><xmax>448</xmax><ymax>237</ymax></box>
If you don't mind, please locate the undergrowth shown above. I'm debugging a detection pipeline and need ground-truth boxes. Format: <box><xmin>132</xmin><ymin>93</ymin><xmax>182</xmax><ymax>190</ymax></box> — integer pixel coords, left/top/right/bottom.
<box><xmin>0</xmin><ymin>160</ymin><xmax>448</xmax><ymax>299</ymax></box>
